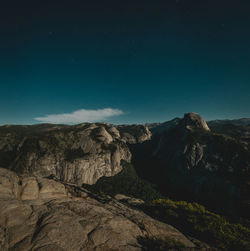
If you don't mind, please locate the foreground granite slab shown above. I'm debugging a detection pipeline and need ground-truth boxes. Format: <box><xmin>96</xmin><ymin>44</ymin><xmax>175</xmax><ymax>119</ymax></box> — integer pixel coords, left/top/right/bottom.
<box><xmin>0</xmin><ymin>168</ymin><xmax>200</xmax><ymax>250</ymax></box>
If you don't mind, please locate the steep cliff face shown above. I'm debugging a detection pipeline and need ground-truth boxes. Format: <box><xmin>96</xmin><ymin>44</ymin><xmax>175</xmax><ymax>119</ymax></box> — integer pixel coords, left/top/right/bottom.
<box><xmin>181</xmin><ymin>113</ymin><xmax>210</xmax><ymax>132</ymax></box>
<box><xmin>0</xmin><ymin>123</ymin><xmax>151</xmax><ymax>185</ymax></box>
<box><xmin>132</xmin><ymin>113</ymin><xmax>250</xmax><ymax>215</ymax></box>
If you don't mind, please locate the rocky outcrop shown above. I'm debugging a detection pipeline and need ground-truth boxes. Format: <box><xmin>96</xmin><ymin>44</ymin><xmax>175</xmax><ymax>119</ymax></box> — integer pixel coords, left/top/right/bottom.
<box><xmin>131</xmin><ymin>113</ymin><xmax>250</xmax><ymax>216</ymax></box>
<box><xmin>0</xmin><ymin>168</ymin><xmax>201</xmax><ymax>251</ymax></box>
<box><xmin>147</xmin><ymin>113</ymin><xmax>210</xmax><ymax>137</ymax></box>
<box><xmin>114</xmin><ymin>194</ymin><xmax>145</xmax><ymax>206</ymax></box>
<box><xmin>117</xmin><ymin>125</ymin><xmax>152</xmax><ymax>144</ymax></box>
<box><xmin>181</xmin><ymin>113</ymin><xmax>210</xmax><ymax>132</ymax></box>
<box><xmin>0</xmin><ymin>123</ymin><xmax>151</xmax><ymax>185</ymax></box>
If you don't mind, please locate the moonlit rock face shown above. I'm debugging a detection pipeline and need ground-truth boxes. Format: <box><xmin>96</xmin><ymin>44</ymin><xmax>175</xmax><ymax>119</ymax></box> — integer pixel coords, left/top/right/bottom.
<box><xmin>0</xmin><ymin>168</ymin><xmax>196</xmax><ymax>251</ymax></box>
<box><xmin>183</xmin><ymin>113</ymin><xmax>210</xmax><ymax>131</ymax></box>
<box><xmin>94</xmin><ymin>126</ymin><xmax>113</xmax><ymax>143</ymax></box>
<box><xmin>0</xmin><ymin>123</ymin><xmax>151</xmax><ymax>185</ymax></box>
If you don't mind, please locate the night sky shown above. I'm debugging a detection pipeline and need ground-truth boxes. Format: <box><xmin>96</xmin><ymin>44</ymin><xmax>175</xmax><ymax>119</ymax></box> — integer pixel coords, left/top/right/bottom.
<box><xmin>1</xmin><ymin>0</ymin><xmax>250</xmax><ymax>124</ymax></box>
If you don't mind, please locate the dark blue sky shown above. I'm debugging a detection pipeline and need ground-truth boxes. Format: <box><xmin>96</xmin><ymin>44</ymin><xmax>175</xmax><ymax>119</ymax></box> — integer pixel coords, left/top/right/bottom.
<box><xmin>1</xmin><ymin>0</ymin><xmax>250</xmax><ymax>124</ymax></box>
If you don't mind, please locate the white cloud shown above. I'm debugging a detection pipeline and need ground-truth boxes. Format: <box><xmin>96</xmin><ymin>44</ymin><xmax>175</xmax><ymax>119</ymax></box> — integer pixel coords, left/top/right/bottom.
<box><xmin>34</xmin><ymin>108</ymin><xmax>124</xmax><ymax>124</ymax></box>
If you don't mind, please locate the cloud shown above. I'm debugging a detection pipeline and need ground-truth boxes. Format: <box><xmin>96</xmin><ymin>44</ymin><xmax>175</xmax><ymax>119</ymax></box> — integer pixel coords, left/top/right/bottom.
<box><xmin>34</xmin><ymin>108</ymin><xmax>124</xmax><ymax>124</ymax></box>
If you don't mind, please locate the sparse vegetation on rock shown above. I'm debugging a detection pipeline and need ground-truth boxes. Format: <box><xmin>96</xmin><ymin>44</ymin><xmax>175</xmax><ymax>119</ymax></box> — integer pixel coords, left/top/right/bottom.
<box><xmin>142</xmin><ymin>198</ymin><xmax>250</xmax><ymax>251</ymax></box>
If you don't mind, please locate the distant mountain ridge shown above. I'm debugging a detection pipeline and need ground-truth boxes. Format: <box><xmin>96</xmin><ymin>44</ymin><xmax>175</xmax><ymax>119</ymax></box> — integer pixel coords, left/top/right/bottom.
<box><xmin>132</xmin><ymin>113</ymin><xmax>250</xmax><ymax>217</ymax></box>
<box><xmin>146</xmin><ymin>116</ymin><xmax>250</xmax><ymax>135</ymax></box>
<box><xmin>208</xmin><ymin>118</ymin><xmax>250</xmax><ymax>126</ymax></box>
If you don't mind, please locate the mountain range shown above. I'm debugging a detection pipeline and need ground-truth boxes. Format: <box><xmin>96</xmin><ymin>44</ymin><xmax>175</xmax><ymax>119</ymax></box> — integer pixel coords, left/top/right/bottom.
<box><xmin>0</xmin><ymin>113</ymin><xmax>250</xmax><ymax>250</ymax></box>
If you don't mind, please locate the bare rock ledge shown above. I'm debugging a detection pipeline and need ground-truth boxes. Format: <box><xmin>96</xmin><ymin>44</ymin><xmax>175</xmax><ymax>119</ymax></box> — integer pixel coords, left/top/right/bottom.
<box><xmin>0</xmin><ymin>168</ymin><xmax>198</xmax><ymax>251</ymax></box>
